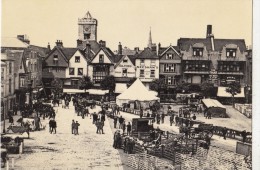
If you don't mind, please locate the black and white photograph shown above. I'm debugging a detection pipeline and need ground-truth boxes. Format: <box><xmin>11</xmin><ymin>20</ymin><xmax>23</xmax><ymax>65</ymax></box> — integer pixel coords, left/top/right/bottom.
<box><xmin>1</xmin><ymin>0</ymin><xmax>258</xmax><ymax>169</ymax></box>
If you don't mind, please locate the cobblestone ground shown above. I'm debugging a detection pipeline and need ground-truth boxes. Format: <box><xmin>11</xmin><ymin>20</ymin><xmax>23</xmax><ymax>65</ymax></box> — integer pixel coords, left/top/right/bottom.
<box><xmin>11</xmin><ymin>102</ymin><xmax>123</xmax><ymax>170</ymax></box>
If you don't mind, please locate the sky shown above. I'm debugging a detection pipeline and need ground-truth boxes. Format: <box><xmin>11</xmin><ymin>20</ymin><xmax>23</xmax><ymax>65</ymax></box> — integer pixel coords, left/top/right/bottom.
<box><xmin>1</xmin><ymin>0</ymin><xmax>252</xmax><ymax>51</ymax></box>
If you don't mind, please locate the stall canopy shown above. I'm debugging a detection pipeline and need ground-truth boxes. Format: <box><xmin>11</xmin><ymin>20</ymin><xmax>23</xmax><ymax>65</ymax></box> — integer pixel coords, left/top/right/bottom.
<box><xmin>202</xmin><ymin>98</ymin><xmax>227</xmax><ymax>118</ymax></box>
<box><xmin>116</xmin><ymin>79</ymin><xmax>159</xmax><ymax>106</ymax></box>
<box><xmin>63</xmin><ymin>89</ymin><xmax>109</xmax><ymax>95</ymax></box>
<box><xmin>217</xmin><ymin>87</ymin><xmax>245</xmax><ymax>98</ymax></box>
<box><xmin>115</xmin><ymin>83</ymin><xmax>128</xmax><ymax>94</ymax></box>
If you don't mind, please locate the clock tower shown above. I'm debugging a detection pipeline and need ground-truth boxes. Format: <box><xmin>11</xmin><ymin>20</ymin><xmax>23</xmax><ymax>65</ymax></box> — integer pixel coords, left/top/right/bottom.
<box><xmin>78</xmin><ymin>11</ymin><xmax>97</xmax><ymax>41</ymax></box>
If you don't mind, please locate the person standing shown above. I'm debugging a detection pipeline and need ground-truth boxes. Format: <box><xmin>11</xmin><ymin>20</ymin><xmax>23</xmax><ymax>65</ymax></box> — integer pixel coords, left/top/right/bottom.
<box><xmin>127</xmin><ymin>122</ymin><xmax>132</xmax><ymax>136</ymax></box>
<box><xmin>74</xmin><ymin>121</ymin><xmax>80</xmax><ymax>135</ymax></box>
<box><xmin>222</xmin><ymin>127</ymin><xmax>227</xmax><ymax>140</ymax></box>
<box><xmin>49</xmin><ymin>118</ymin><xmax>53</xmax><ymax>133</ymax></box>
<box><xmin>114</xmin><ymin>116</ymin><xmax>118</xmax><ymax>128</ymax></box>
<box><xmin>241</xmin><ymin>130</ymin><xmax>248</xmax><ymax>143</ymax></box>
<box><xmin>71</xmin><ymin>120</ymin><xmax>75</xmax><ymax>134</ymax></box>
<box><xmin>119</xmin><ymin>116</ymin><xmax>124</xmax><ymax>129</ymax></box>
<box><xmin>122</xmin><ymin>121</ymin><xmax>126</xmax><ymax>135</ymax></box>
<box><xmin>140</xmin><ymin>108</ymin><xmax>143</xmax><ymax>118</ymax></box>
<box><xmin>170</xmin><ymin>114</ymin><xmax>174</xmax><ymax>126</ymax></box>
<box><xmin>116</xmin><ymin>105</ymin><xmax>120</xmax><ymax>115</ymax></box>
<box><xmin>192</xmin><ymin>114</ymin><xmax>197</xmax><ymax>120</ymax></box>
<box><xmin>161</xmin><ymin>113</ymin><xmax>165</xmax><ymax>124</ymax></box>
<box><xmin>52</xmin><ymin>119</ymin><xmax>57</xmax><ymax>134</ymax></box>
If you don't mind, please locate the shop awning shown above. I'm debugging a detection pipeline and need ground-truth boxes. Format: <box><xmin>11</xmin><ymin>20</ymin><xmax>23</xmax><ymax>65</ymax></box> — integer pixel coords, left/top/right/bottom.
<box><xmin>217</xmin><ymin>87</ymin><xmax>245</xmax><ymax>98</ymax></box>
<box><xmin>115</xmin><ymin>83</ymin><xmax>128</xmax><ymax>94</ymax></box>
<box><xmin>63</xmin><ymin>89</ymin><xmax>85</xmax><ymax>93</ymax></box>
<box><xmin>202</xmin><ymin>99</ymin><xmax>226</xmax><ymax>109</ymax></box>
<box><xmin>63</xmin><ymin>89</ymin><xmax>109</xmax><ymax>95</ymax></box>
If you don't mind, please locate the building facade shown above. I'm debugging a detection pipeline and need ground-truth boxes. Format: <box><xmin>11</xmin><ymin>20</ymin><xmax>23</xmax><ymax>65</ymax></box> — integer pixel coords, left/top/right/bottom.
<box><xmin>135</xmin><ymin>47</ymin><xmax>159</xmax><ymax>89</ymax></box>
<box><xmin>177</xmin><ymin>25</ymin><xmax>247</xmax><ymax>87</ymax></box>
<box><xmin>158</xmin><ymin>45</ymin><xmax>182</xmax><ymax>87</ymax></box>
<box><xmin>1</xmin><ymin>51</ymin><xmax>15</xmax><ymax>119</ymax></box>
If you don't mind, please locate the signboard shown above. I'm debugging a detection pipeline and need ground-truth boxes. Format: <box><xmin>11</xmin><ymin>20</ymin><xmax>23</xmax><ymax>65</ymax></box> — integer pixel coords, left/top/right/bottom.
<box><xmin>136</xmin><ymin>66</ymin><xmax>158</xmax><ymax>69</ymax></box>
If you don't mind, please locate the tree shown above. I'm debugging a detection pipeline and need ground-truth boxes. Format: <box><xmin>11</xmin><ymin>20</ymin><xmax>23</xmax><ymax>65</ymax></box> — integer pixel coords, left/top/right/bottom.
<box><xmin>200</xmin><ymin>82</ymin><xmax>215</xmax><ymax>98</ymax></box>
<box><xmin>100</xmin><ymin>75</ymin><xmax>116</xmax><ymax>93</ymax></box>
<box><xmin>51</xmin><ymin>78</ymin><xmax>63</xmax><ymax>99</ymax></box>
<box><xmin>78</xmin><ymin>75</ymin><xmax>93</xmax><ymax>92</ymax></box>
<box><xmin>149</xmin><ymin>78</ymin><xmax>167</xmax><ymax>95</ymax></box>
<box><xmin>176</xmin><ymin>82</ymin><xmax>191</xmax><ymax>93</ymax></box>
<box><xmin>226</xmin><ymin>81</ymin><xmax>241</xmax><ymax>107</ymax></box>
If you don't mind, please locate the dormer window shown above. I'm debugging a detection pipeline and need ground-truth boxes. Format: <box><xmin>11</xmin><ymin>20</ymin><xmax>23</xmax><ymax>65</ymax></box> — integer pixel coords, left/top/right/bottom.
<box><xmin>226</xmin><ymin>49</ymin><xmax>236</xmax><ymax>58</ymax></box>
<box><xmin>99</xmin><ymin>54</ymin><xmax>104</xmax><ymax>63</ymax></box>
<box><xmin>53</xmin><ymin>55</ymin><xmax>58</xmax><ymax>65</ymax></box>
<box><xmin>75</xmin><ymin>56</ymin><xmax>80</xmax><ymax>63</ymax></box>
<box><xmin>193</xmin><ymin>48</ymin><xmax>203</xmax><ymax>57</ymax></box>
<box><xmin>166</xmin><ymin>54</ymin><xmax>173</xmax><ymax>59</ymax></box>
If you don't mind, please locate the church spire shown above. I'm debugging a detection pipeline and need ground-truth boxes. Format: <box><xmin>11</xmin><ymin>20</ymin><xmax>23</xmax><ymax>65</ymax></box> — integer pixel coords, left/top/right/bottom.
<box><xmin>148</xmin><ymin>27</ymin><xmax>152</xmax><ymax>49</ymax></box>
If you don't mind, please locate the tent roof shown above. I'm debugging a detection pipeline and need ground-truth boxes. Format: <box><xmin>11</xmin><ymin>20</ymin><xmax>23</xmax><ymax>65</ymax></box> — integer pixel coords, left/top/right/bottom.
<box><xmin>116</xmin><ymin>78</ymin><xmax>159</xmax><ymax>101</ymax></box>
<box><xmin>217</xmin><ymin>87</ymin><xmax>245</xmax><ymax>98</ymax></box>
<box><xmin>115</xmin><ymin>83</ymin><xmax>128</xmax><ymax>94</ymax></box>
<box><xmin>202</xmin><ymin>99</ymin><xmax>226</xmax><ymax>109</ymax></box>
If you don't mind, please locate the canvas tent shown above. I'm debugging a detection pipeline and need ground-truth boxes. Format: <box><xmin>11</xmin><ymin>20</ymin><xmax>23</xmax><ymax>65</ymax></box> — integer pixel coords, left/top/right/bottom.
<box><xmin>202</xmin><ymin>99</ymin><xmax>227</xmax><ymax>118</ymax></box>
<box><xmin>217</xmin><ymin>87</ymin><xmax>245</xmax><ymax>98</ymax></box>
<box><xmin>116</xmin><ymin>79</ymin><xmax>159</xmax><ymax>107</ymax></box>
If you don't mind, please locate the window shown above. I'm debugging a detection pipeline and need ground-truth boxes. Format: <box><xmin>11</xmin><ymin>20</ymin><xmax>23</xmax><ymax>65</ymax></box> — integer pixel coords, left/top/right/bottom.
<box><xmin>99</xmin><ymin>54</ymin><xmax>104</xmax><ymax>63</ymax></box>
<box><xmin>226</xmin><ymin>49</ymin><xmax>236</xmax><ymax>58</ymax></box>
<box><xmin>150</xmin><ymin>70</ymin><xmax>155</xmax><ymax>77</ymax></box>
<box><xmin>93</xmin><ymin>65</ymin><xmax>110</xmax><ymax>83</ymax></box>
<box><xmin>151</xmin><ymin>60</ymin><xmax>156</xmax><ymax>66</ymax></box>
<box><xmin>9</xmin><ymin>79</ymin><xmax>11</xmax><ymax>93</ymax></box>
<box><xmin>140</xmin><ymin>59</ymin><xmax>145</xmax><ymax>64</ymax></box>
<box><xmin>167</xmin><ymin>76</ymin><xmax>175</xmax><ymax>85</ymax></box>
<box><xmin>164</xmin><ymin>64</ymin><xmax>175</xmax><ymax>72</ymax></box>
<box><xmin>69</xmin><ymin>68</ymin><xmax>75</xmax><ymax>75</ymax></box>
<box><xmin>193</xmin><ymin>48</ymin><xmax>203</xmax><ymax>57</ymax></box>
<box><xmin>20</xmin><ymin>78</ymin><xmax>25</xmax><ymax>87</ymax></box>
<box><xmin>53</xmin><ymin>55</ymin><xmax>58</xmax><ymax>65</ymax></box>
<box><xmin>84</xmin><ymin>33</ymin><xmax>90</xmax><ymax>39</ymax></box>
<box><xmin>75</xmin><ymin>56</ymin><xmax>80</xmax><ymax>63</ymax></box>
<box><xmin>123</xmin><ymin>58</ymin><xmax>128</xmax><ymax>63</ymax></box>
<box><xmin>9</xmin><ymin>63</ymin><xmax>12</xmax><ymax>74</ymax></box>
<box><xmin>166</xmin><ymin>54</ymin><xmax>173</xmax><ymax>59</ymax></box>
<box><xmin>78</xmin><ymin>68</ymin><xmax>83</xmax><ymax>75</ymax></box>
<box><xmin>140</xmin><ymin>69</ymin><xmax>144</xmax><ymax>77</ymax></box>
<box><xmin>122</xmin><ymin>68</ymin><xmax>127</xmax><ymax>77</ymax></box>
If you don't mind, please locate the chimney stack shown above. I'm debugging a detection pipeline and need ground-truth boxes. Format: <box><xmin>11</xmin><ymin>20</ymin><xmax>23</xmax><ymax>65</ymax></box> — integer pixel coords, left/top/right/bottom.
<box><xmin>134</xmin><ymin>47</ymin><xmax>140</xmax><ymax>54</ymax></box>
<box><xmin>77</xmin><ymin>39</ymin><xmax>83</xmax><ymax>49</ymax></box>
<box><xmin>206</xmin><ymin>25</ymin><xmax>212</xmax><ymax>38</ymax></box>
<box><xmin>118</xmin><ymin>42</ymin><xmax>122</xmax><ymax>55</ymax></box>
<box><xmin>99</xmin><ymin>40</ymin><xmax>106</xmax><ymax>47</ymax></box>
<box><xmin>56</xmin><ymin>40</ymin><xmax>63</xmax><ymax>48</ymax></box>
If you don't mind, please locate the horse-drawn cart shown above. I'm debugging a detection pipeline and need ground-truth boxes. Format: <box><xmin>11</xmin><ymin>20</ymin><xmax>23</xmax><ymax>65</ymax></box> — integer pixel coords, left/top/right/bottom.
<box><xmin>132</xmin><ymin>118</ymin><xmax>154</xmax><ymax>141</ymax></box>
<box><xmin>190</xmin><ymin>123</ymin><xmax>214</xmax><ymax>139</ymax></box>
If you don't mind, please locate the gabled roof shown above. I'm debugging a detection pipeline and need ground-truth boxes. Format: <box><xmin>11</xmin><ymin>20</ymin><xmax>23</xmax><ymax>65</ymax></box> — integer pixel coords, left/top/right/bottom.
<box><xmin>128</xmin><ymin>55</ymin><xmax>137</xmax><ymax>66</ymax></box>
<box><xmin>214</xmin><ymin>39</ymin><xmax>247</xmax><ymax>52</ymax></box>
<box><xmin>159</xmin><ymin>45</ymin><xmax>180</xmax><ymax>58</ymax></box>
<box><xmin>90</xmin><ymin>47</ymin><xmax>114</xmax><ymax>63</ymax></box>
<box><xmin>122</xmin><ymin>47</ymin><xmax>137</xmax><ymax>55</ymax></box>
<box><xmin>112</xmin><ymin>55</ymin><xmax>123</xmax><ymax>64</ymax></box>
<box><xmin>178</xmin><ymin>38</ymin><xmax>212</xmax><ymax>51</ymax></box>
<box><xmin>178</xmin><ymin>38</ymin><xmax>247</xmax><ymax>52</ymax></box>
<box><xmin>1</xmin><ymin>37</ymin><xmax>29</xmax><ymax>48</ymax></box>
<box><xmin>29</xmin><ymin>45</ymin><xmax>49</xmax><ymax>58</ymax></box>
<box><xmin>114</xmin><ymin>55</ymin><xmax>136</xmax><ymax>68</ymax></box>
<box><xmin>80</xmin><ymin>40</ymin><xmax>101</xmax><ymax>54</ymax></box>
<box><xmin>59</xmin><ymin>47</ymin><xmax>78</xmax><ymax>61</ymax></box>
<box><xmin>136</xmin><ymin>48</ymin><xmax>158</xmax><ymax>59</ymax></box>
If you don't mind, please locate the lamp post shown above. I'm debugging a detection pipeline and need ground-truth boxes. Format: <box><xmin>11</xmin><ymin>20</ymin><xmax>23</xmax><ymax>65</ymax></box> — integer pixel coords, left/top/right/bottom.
<box><xmin>246</xmin><ymin>85</ymin><xmax>251</xmax><ymax>104</ymax></box>
<box><xmin>1</xmin><ymin>100</ymin><xmax>5</xmax><ymax>133</ymax></box>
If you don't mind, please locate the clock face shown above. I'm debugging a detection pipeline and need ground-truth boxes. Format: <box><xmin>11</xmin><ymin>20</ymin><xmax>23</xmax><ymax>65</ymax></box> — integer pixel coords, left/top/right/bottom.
<box><xmin>84</xmin><ymin>26</ymin><xmax>91</xmax><ymax>32</ymax></box>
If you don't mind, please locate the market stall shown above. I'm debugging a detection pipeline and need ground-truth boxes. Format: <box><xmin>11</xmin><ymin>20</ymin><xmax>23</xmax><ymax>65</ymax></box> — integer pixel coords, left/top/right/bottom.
<box><xmin>202</xmin><ymin>98</ymin><xmax>227</xmax><ymax>118</ymax></box>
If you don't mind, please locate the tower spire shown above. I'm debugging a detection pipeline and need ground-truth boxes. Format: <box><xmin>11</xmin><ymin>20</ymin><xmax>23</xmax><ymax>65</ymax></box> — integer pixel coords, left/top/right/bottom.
<box><xmin>148</xmin><ymin>27</ymin><xmax>152</xmax><ymax>49</ymax></box>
